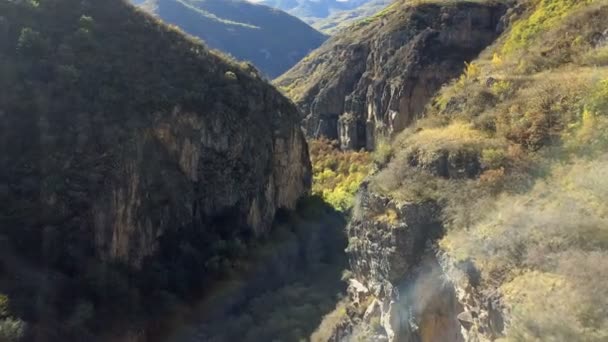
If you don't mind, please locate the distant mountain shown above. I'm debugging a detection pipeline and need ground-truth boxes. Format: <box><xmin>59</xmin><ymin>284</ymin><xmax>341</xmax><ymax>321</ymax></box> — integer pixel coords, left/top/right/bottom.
<box><xmin>139</xmin><ymin>0</ymin><xmax>327</xmax><ymax>77</ymax></box>
<box><xmin>258</xmin><ymin>0</ymin><xmax>369</xmax><ymax>14</ymax></box>
<box><xmin>312</xmin><ymin>0</ymin><xmax>392</xmax><ymax>34</ymax></box>
<box><xmin>255</xmin><ymin>0</ymin><xmax>391</xmax><ymax>32</ymax></box>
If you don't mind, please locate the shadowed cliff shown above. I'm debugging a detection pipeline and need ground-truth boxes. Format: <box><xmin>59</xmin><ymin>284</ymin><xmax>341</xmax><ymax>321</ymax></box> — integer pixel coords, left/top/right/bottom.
<box><xmin>0</xmin><ymin>0</ymin><xmax>310</xmax><ymax>340</ymax></box>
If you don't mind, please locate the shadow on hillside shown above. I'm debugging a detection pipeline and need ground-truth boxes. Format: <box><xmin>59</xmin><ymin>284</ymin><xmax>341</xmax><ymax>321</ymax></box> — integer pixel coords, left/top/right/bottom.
<box><xmin>159</xmin><ymin>196</ymin><xmax>349</xmax><ymax>342</ymax></box>
<box><xmin>0</xmin><ymin>196</ymin><xmax>347</xmax><ymax>341</ymax></box>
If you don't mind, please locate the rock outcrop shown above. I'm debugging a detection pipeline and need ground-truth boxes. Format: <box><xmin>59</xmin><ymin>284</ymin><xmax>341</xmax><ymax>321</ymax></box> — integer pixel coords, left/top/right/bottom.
<box><xmin>0</xmin><ymin>0</ymin><xmax>311</xmax><ymax>268</ymax></box>
<box><xmin>335</xmin><ymin>184</ymin><xmax>460</xmax><ymax>342</ymax></box>
<box><xmin>0</xmin><ymin>1</ymin><xmax>313</xmax><ymax>339</ymax></box>
<box><xmin>329</xmin><ymin>184</ymin><xmax>507</xmax><ymax>342</ymax></box>
<box><xmin>276</xmin><ymin>1</ymin><xmax>507</xmax><ymax>150</ymax></box>
<box><xmin>90</xmin><ymin>102</ymin><xmax>311</xmax><ymax>266</ymax></box>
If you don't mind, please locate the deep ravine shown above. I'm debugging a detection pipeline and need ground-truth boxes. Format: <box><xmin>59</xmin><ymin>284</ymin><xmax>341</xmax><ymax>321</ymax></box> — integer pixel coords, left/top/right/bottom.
<box><xmin>3</xmin><ymin>1</ymin><xmax>608</xmax><ymax>342</ymax></box>
<box><xmin>156</xmin><ymin>198</ymin><xmax>349</xmax><ymax>342</ymax></box>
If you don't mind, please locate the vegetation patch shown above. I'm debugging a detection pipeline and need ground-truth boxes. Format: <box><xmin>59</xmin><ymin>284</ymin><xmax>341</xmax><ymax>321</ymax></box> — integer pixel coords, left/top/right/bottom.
<box><xmin>374</xmin><ymin>208</ymin><xmax>399</xmax><ymax>225</ymax></box>
<box><xmin>0</xmin><ymin>294</ymin><xmax>25</xmax><ymax>342</ymax></box>
<box><xmin>310</xmin><ymin>139</ymin><xmax>372</xmax><ymax>211</ymax></box>
<box><xmin>502</xmin><ymin>0</ymin><xmax>594</xmax><ymax>54</ymax></box>
<box><xmin>368</xmin><ymin>2</ymin><xmax>608</xmax><ymax>339</ymax></box>
<box><xmin>399</xmin><ymin>121</ymin><xmax>490</xmax><ymax>152</ymax></box>
<box><xmin>310</xmin><ymin>300</ymin><xmax>349</xmax><ymax>342</ymax></box>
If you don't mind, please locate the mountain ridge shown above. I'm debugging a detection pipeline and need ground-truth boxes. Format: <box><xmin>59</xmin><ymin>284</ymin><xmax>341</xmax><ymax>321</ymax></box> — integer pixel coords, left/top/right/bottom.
<box><xmin>0</xmin><ymin>0</ymin><xmax>311</xmax><ymax>339</ymax></box>
<box><xmin>139</xmin><ymin>0</ymin><xmax>327</xmax><ymax>77</ymax></box>
<box><xmin>256</xmin><ymin>0</ymin><xmax>392</xmax><ymax>33</ymax></box>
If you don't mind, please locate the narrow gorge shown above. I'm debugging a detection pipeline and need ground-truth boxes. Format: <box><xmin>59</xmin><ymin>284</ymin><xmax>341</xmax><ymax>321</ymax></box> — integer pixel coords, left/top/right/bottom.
<box><xmin>274</xmin><ymin>2</ymin><xmax>514</xmax><ymax>341</ymax></box>
<box><xmin>2</xmin><ymin>0</ymin><xmax>608</xmax><ymax>342</ymax></box>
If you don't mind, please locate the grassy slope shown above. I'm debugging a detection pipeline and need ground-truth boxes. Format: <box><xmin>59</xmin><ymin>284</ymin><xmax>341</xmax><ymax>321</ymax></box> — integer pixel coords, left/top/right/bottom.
<box><xmin>140</xmin><ymin>0</ymin><xmax>327</xmax><ymax>78</ymax></box>
<box><xmin>369</xmin><ymin>0</ymin><xmax>608</xmax><ymax>340</ymax></box>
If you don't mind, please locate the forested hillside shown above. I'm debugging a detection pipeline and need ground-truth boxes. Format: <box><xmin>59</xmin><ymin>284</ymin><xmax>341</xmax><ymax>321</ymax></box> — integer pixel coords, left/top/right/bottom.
<box><xmin>2</xmin><ymin>0</ymin><xmax>608</xmax><ymax>341</ymax></box>
<box><xmin>139</xmin><ymin>0</ymin><xmax>327</xmax><ymax>77</ymax></box>
<box><xmin>302</xmin><ymin>0</ymin><xmax>608</xmax><ymax>340</ymax></box>
<box><xmin>0</xmin><ymin>0</ymin><xmax>313</xmax><ymax>340</ymax></box>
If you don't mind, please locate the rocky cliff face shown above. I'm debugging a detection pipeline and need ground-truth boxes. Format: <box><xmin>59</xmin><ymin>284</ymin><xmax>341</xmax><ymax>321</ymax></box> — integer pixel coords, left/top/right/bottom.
<box><xmin>276</xmin><ymin>1</ymin><xmax>507</xmax><ymax>150</ymax></box>
<box><xmin>341</xmin><ymin>184</ymin><xmax>457</xmax><ymax>342</ymax></box>
<box><xmin>0</xmin><ymin>0</ymin><xmax>312</xmax><ymax>338</ymax></box>
<box><xmin>90</xmin><ymin>101</ymin><xmax>311</xmax><ymax>266</ymax></box>
<box><xmin>0</xmin><ymin>0</ymin><xmax>310</xmax><ymax>268</ymax></box>
<box><xmin>329</xmin><ymin>183</ymin><xmax>506</xmax><ymax>342</ymax></box>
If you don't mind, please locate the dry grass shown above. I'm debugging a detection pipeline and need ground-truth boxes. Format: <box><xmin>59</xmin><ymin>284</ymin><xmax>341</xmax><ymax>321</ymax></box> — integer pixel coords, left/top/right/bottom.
<box><xmin>369</xmin><ymin>2</ymin><xmax>608</xmax><ymax>340</ymax></box>
<box><xmin>399</xmin><ymin>121</ymin><xmax>490</xmax><ymax>151</ymax></box>
<box><xmin>310</xmin><ymin>300</ymin><xmax>349</xmax><ymax>342</ymax></box>
<box><xmin>440</xmin><ymin>159</ymin><xmax>608</xmax><ymax>340</ymax></box>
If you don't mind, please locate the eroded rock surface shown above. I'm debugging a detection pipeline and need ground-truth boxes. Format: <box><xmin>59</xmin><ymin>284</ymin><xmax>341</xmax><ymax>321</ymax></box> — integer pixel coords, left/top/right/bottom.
<box><xmin>276</xmin><ymin>1</ymin><xmax>507</xmax><ymax>150</ymax></box>
<box><xmin>325</xmin><ymin>182</ymin><xmax>507</xmax><ymax>342</ymax></box>
<box><xmin>0</xmin><ymin>0</ymin><xmax>311</xmax><ymax>268</ymax></box>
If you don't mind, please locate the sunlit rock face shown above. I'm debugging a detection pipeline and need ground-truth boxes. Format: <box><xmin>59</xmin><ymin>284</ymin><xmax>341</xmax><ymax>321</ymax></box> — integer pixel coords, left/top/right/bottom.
<box><xmin>327</xmin><ymin>183</ymin><xmax>507</xmax><ymax>342</ymax></box>
<box><xmin>276</xmin><ymin>1</ymin><xmax>507</xmax><ymax>150</ymax></box>
<box><xmin>340</xmin><ymin>183</ymin><xmax>460</xmax><ymax>342</ymax></box>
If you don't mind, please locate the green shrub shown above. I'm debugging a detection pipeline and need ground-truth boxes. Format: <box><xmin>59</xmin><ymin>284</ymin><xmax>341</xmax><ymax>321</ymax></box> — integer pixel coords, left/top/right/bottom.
<box><xmin>587</xmin><ymin>79</ymin><xmax>608</xmax><ymax>115</ymax></box>
<box><xmin>78</xmin><ymin>15</ymin><xmax>94</xmax><ymax>31</ymax></box>
<box><xmin>16</xmin><ymin>27</ymin><xmax>48</xmax><ymax>56</ymax></box>
<box><xmin>481</xmin><ymin>148</ymin><xmax>506</xmax><ymax>169</ymax></box>
<box><xmin>490</xmin><ymin>79</ymin><xmax>512</xmax><ymax>99</ymax></box>
<box><xmin>310</xmin><ymin>300</ymin><xmax>349</xmax><ymax>342</ymax></box>
<box><xmin>502</xmin><ymin>0</ymin><xmax>593</xmax><ymax>54</ymax></box>
<box><xmin>0</xmin><ymin>295</ymin><xmax>24</xmax><ymax>342</ymax></box>
<box><xmin>224</xmin><ymin>71</ymin><xmax>237</xmax><ymax>80</ymax></box>
<box><xmin>372</xmin><ymin>138</ymin><xmax>393</xmax><ymax>166</ymax></box>
<box><xmin>0</xmin><ymin>295</ymin><xmax>8</xmax><ymax>319</ymax></box>
<box><xmin>310</xmin><ymin>139</ymin><xmax>371</xmax><ymax>211</ymax></box>
<box><xmin>0</xmin><ymin>318</ymin><xmax>25</xmax><ymax>342</ymax></box>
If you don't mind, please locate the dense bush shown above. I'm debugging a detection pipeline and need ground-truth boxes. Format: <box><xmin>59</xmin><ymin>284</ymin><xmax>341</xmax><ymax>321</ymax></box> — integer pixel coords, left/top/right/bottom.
<box><xmin>441</xmin><ymin>160</ymin><xmax>608</xmax><ymax>341</ymax></box>
<box><xmin>168</xmin><ymin>196</ymin><xmax>348</xmax><ymax>342</ymax></box>
<box><xmin>502</xmin><ymin>0</ymin><xmax>593</xmax><ymax>54</ymax></box>
<box><xmin>309</xmin><ymin>138</ymin><xmax>372</xmax><ymax>211</ymax></box>
<box><xmin>0</xmin><ymin>294</ymin><xmax>25</xmax><ymax>342</ymax></box>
